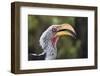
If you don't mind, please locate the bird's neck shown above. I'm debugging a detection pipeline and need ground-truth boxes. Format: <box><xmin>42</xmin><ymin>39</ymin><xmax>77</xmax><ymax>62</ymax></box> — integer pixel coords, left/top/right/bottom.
<box><xmin>45</xmin><ymin>46</ymin><xmax>57</xmax><ymax>60</ymax></box>
<box><xmin>51</xmin><ymin>36</ymin><xmax>59</xmax><ymax>48</ymax></box>
<box><xmin>44</xmin><ymin>38</ymin><xmax>58</xmax><ymax>60</ymax></box>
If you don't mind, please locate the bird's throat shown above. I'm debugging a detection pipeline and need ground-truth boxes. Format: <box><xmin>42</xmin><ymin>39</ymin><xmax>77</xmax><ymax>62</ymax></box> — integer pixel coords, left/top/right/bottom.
<box><xmin>51</xmin><ymin>36</ymin><xmax>59</xmax><ymax>47</ymax></box>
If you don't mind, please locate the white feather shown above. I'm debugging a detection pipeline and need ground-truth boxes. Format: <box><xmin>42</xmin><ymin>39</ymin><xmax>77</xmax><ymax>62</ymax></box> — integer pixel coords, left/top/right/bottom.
<box><xmin>39</xmin><ymin>25</ymin><xmax>57</xmax><ymax>60</ymax></box>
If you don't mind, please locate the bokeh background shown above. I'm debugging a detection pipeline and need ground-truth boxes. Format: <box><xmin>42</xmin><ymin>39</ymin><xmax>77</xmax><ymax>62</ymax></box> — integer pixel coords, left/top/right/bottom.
<box><xmin>28</xmin><ymin>15</ymin><xmax>88</xmax><ymax>60</ymax></box>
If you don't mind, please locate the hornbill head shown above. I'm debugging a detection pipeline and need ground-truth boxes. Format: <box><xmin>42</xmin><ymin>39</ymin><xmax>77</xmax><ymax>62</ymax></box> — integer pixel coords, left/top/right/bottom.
<box><xmin>39</xmin><ymin>23</ymin><xmax>76</xmax><ymax>59</ymax></box>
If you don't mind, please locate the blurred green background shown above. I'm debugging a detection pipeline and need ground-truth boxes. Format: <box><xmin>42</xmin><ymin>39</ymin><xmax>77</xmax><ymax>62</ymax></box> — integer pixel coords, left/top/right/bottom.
<box><xmin>28</xmin><ymin>15</ymin><xmax>88</xmax><ymax>60</ymax></box>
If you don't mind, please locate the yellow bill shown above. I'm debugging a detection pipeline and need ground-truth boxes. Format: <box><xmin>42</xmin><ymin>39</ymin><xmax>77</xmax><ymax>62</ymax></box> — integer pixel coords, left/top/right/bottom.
<box><xmin>55</xmin><ymin>24</ymin><xmax>76</xmax><ymax>37</ymax></box>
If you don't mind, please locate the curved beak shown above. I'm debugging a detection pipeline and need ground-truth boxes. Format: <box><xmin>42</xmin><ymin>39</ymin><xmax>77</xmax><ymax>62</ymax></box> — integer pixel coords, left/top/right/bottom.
<box><xmin>55</xmin><ymin>24</ymin><xmax>76</xmax><ymax>38</ymax></box>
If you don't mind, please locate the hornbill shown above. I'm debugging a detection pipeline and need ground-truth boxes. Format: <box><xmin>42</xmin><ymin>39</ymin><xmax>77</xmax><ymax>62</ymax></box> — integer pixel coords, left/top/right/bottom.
<box><xmin>29</xmin><ymin>24</ymin><xmax>76</xmax><ymax>60</ymax></box>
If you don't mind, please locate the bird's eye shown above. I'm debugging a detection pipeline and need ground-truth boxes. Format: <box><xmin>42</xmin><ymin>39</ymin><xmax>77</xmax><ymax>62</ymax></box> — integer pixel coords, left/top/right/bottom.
<box><xmin>52</xmin><ymin>28</ymin><xmax>57</xmax><ymax>32</ymax></box>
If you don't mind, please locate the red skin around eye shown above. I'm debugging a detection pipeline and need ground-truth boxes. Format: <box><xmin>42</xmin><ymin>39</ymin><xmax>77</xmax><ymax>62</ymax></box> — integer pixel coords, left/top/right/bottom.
<box><xmin>52</xmin><ymin>28</ymin><xmax>57</xmax><ymax>32</ymax></box>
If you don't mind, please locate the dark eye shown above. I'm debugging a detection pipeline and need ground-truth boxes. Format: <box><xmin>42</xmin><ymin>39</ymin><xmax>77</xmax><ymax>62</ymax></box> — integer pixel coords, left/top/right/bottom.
<box><xmin>52</xmin><ymin>28</ymin><xmax>57</xmax><ymax>32</ymax></box>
